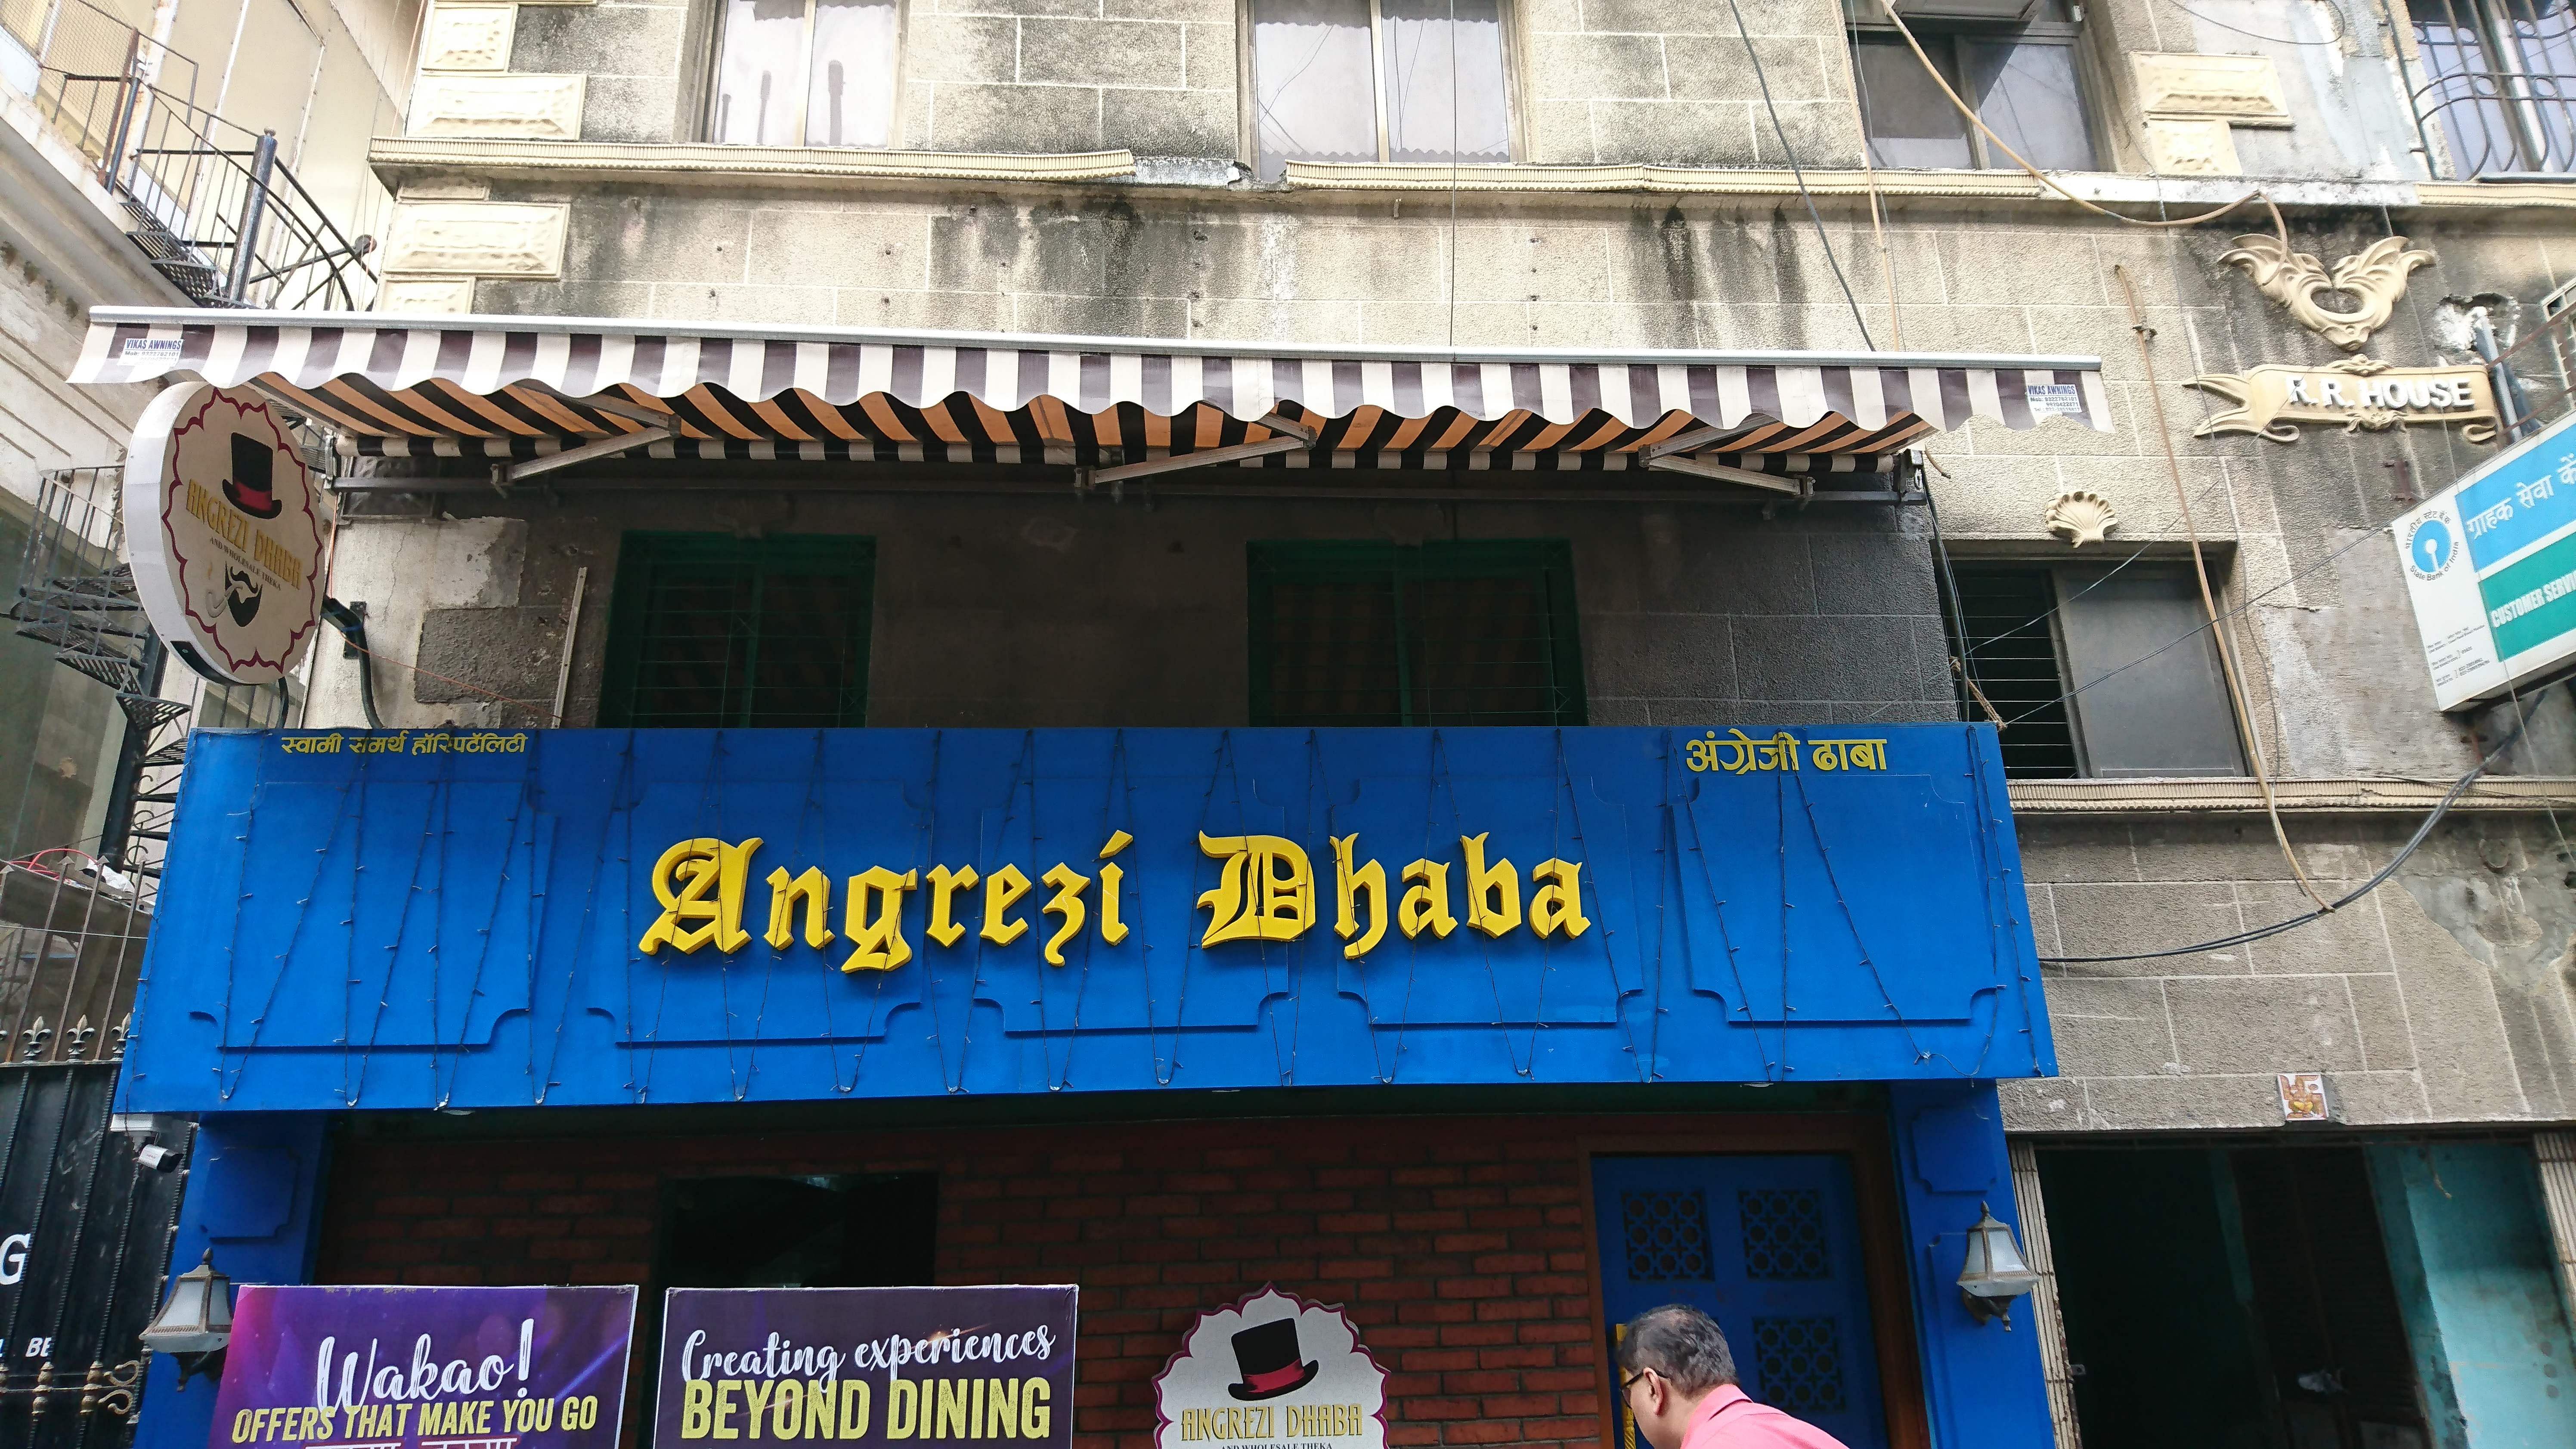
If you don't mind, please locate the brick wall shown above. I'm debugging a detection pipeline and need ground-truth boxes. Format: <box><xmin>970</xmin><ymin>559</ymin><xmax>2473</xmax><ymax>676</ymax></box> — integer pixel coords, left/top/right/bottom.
<box><xmin>316</xmin><ymin>1113</ymin><xmax>1646</xmax><ymax>1449</ymax></box>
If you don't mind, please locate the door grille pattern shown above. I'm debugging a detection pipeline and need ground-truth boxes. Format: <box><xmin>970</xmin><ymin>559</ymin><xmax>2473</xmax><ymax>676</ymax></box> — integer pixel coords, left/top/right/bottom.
<box><xmin>1752</xmin><ymin>1316</ymin><xmax>1848</xmax><ymax>1416</ymax></box>
<box><xmin>1619</xmin><ymin>1188</ymin><xmax>1714</xmax><ymax>1280</ymax></box>
<box><xmin>1739</xmin><ymin>1188</ymin><xmax>1831</xmax><ymax>1279</ymax></box>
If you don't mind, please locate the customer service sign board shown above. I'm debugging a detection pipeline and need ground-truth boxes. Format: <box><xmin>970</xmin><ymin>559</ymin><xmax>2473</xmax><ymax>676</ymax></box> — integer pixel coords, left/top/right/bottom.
<box><xmin>2399</xmin><ymin>410</ymin><xmax>2576</xmax><ymax>708</ymax></box>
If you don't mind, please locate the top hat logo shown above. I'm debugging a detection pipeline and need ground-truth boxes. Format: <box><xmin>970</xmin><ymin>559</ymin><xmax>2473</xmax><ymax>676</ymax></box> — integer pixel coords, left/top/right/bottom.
<box><xmin>1226</xmin><ymin>1318</ymin><xmax>1318</xmax><ymax>1402</ymax></box>
<box><xmin>222</xmin><ymin>432</ymin><xmax>283</xmax><ymax>519</ymax></box>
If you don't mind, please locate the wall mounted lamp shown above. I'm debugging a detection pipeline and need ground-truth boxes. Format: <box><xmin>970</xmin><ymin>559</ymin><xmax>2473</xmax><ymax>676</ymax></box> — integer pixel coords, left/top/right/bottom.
<box><xmin>1955</xmin><ymin>1203</ymin><xmax>2039</xmax><ymax>1328</ymax></box>
<box><xmin>139</xmin><ymin>1250</ymin><xmax>233</xmax><ymax>1388</ymax></box>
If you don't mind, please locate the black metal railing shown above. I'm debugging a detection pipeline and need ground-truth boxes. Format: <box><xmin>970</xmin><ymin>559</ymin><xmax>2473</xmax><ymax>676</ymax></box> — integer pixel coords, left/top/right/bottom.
<box><xmin>24</xmin><ymin>0</ymin><xmax>376</xmax><ymax>309</ymax></box>
<box><xmin>2395</xmin><ymin>0</ymin><xmax>2576</xmax><ymax>178</ymax></box>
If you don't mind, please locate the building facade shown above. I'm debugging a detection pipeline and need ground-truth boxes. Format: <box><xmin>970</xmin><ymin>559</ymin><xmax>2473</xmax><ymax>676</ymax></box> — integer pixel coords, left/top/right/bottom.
<box><xmin>57</xmin><ymin>0</ymin><xmax>2576</xmax><ymax>1447</ymax></box>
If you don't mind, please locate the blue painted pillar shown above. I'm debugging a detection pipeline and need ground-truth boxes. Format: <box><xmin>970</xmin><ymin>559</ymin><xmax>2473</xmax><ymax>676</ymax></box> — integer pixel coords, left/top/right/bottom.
<box><xmin>2370</xmin><ymin>1142</ymin><xmax>2576</xmax><ymax>1449</ymax></box>
<box><xmin>1886</xmin><ymin>1081</ymin><xmax>2052</xmax><ymax>1449</ymax></box>
<box><xmin>130</xmin><ymin>1112</ymin><xmax>331</xmax><ymax>1449</ymax></box>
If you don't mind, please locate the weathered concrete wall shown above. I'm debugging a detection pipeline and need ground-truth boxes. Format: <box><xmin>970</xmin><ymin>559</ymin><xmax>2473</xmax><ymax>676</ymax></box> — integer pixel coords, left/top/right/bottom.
<box><xmin>308</xmin><ymin>493</ymin><xmax>1953</xmax><ymax>731</ymax></box>
<box><xmin>490</xmin><ymin>0</ymin><xmax>2421</xmax><ymax>180</ymax></box>
<box><xmin>2007</xmin><ymin>812</ymin><xmax>2576</xmax><ymax>1130</ymax></box>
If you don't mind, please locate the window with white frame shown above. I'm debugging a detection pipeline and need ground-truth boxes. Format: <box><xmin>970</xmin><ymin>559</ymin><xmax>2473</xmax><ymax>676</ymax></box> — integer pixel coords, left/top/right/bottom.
<box><xmin>1848</xmin><ymin>0</ymin><xmax>2095</xmax><ymax>172</ymax></box>
<box><xmin>2406</xmin><ymin>0</ymin><xmax>2576</xmax><ymax>176</ymax></box>
<box><xmin>711</xmin><ymin>0</ymin><xmax>901</xmax><ymax>148</ymax></box>
<box><xmin>1246</xmin><ymin>0</ymin><xmax>1513</xmax><ymax>182</ymax></box>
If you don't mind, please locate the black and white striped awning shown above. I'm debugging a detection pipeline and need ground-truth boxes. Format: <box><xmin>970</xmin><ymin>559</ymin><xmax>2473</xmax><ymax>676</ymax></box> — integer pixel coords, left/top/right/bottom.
<box><xmin>73</xmin><ymin>310</ymin><xmax>2109</xmax><ymax>485</ymax></box>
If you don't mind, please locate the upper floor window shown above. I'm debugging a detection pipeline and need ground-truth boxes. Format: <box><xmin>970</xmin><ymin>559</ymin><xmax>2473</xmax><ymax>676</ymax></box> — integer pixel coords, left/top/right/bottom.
<box><xmin>1247</xmin><ymin>0</ymin><xmax>1512</xmax><ymax>182</ymax></box>
<box><xmin>599</xmin><ymin>533</ymin><xmax>876</xmax><ymax>727</ymax></box>
<box><xmin>1944</xmin><ymin>563</ymin><xmax>2245</xmax><ymax>780</ymax></box>
<box><xmin>712</xmin><ymin>0</ymin><xmax>900</xmax><ymax>148</ymax></box>
<box><xmin>2407</xmin><ymin>0</ymin><xmax>2576</xmax><ymax>176</ymax></box>
<box><xmin>1849</xmin><ymin>0</ymin><xmax>2095</xmax><ymax>172</ymax></box>
<box><xmin>1247</xmin><ymin>540</ymin><xmax>1585</xmax><ymax>726</ymax></box>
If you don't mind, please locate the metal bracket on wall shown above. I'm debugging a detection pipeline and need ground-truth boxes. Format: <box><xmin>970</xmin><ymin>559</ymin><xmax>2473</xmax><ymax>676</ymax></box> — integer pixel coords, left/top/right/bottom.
<box><xmin>1073</xmin><ymin>412</ymin><xmax>1316</xmax><ymax>495</ymax></box>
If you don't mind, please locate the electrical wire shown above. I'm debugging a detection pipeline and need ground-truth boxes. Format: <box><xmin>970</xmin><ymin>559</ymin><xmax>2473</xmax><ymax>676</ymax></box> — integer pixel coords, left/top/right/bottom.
<box><xmin>1874</xmin><ymin>0</ymin><xmax>2294</xmax><ymax>245</ymax></box>
<box><xmin>2041</xmin><ymin>681</ymin><xmax>2559</xmax><ymax>961</ymax></box>
<box><xmin>2158</xmin><ymin>0</ymin><xmax>2348</xmax><ymax>46</ymax></box>
<box><xmin>1727</xmin><ymin>0</ymin><xmax>1876</xmax><ymax>348</ymax></box>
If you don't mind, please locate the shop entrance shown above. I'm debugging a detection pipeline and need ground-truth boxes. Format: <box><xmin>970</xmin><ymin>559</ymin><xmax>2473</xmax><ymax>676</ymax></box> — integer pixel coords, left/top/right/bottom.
<box><xmin>1592</xmin><ymin>1155</ymin><xmax>1890</xmax><ymax>1449</ymax></box>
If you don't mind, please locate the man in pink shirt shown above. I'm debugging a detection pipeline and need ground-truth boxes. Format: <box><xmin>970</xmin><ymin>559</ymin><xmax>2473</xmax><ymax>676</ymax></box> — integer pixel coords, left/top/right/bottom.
<box><xmin>1617</xmin><ymin>1305</ymin><xmax>1852</xmax><ymax>1449</ymax></box>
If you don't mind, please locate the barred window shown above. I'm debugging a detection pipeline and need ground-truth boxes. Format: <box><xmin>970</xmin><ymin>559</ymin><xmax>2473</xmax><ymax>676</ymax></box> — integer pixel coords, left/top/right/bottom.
<box><xmin>1247</xmin><ymin>540</ymin><xmax>1585</xmax><ymax>727</ymax></box>
<box><xmin>599</xmin><ymin>533</ymin><xmax>875</xmax><ymax>728</ymax></box>
<box><xmin>2407</xmin><ymin>0</ymin><xmax>2576</xmax><ymax>176</ymax></box>
<box><xmin>1944</xmin><ymin>563</ymin><xmax>2244</xmax><ymax>780</ymax></box>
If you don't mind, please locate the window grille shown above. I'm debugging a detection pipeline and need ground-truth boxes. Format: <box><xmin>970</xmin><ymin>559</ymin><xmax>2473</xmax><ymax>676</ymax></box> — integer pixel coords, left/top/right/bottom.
<box><xmin>2403</xmin><ymin>0</ymin><xmax>2576</xmax><ymax>176</ymax></box>
<box><xmin>1945</xmin><ymin>563</ymin><xmax>2245</xmax><ymax>780</ymax></box>
<box><xmin>599</xmin><ymin>533</ymin><xmax>875</xmax><ymax>728</ymax></box>
<box><xmin>1247</xmin><ymin>540</ymin><xmax>1585</xmax><ymax>727</ymax></box>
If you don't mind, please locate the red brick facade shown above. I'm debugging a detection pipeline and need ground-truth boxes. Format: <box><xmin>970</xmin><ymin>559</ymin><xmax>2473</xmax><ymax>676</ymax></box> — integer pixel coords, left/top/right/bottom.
<box><xmin>320</xmin><ymin>1113</ymin><xmax>1640</xmax><ymax>1449</ymax></box>
<box><xmin>316</xmin><ymin>1113</ymin><xmax>1886</xmax><ymax>1449</ymax></box>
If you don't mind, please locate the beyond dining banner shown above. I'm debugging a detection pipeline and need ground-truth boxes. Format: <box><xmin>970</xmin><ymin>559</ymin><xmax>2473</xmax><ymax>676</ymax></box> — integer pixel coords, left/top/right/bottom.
<box><xmin>207</xmin><ymin>1285</ymin><xmax>635</xmax><ymax>1448</ymax></box>
<box><xmin>124</xmin><ymin>726</ymin><xmax>2049</xmax><ymax>1110</ymax></box>
<box><xmin>654</xmin><ymin>1287</ymin><xmax>1078</xmax><ymax>1447</ymax></box>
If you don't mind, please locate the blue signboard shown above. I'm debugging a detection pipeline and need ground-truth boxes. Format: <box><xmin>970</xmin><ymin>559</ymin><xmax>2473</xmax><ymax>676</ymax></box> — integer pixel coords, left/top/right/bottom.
<box><xmin>122</xmin><ymin>726</ymin><xmax>2048</xmax><ymax>1111</ymax></box>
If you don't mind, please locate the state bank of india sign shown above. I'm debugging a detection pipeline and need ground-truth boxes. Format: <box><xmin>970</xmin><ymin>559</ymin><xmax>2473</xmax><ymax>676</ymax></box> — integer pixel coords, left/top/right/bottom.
<box><xmin>2397</xmin><ymin>408</ymin><xmax>2576</xmax><ymax>709</ymax></box>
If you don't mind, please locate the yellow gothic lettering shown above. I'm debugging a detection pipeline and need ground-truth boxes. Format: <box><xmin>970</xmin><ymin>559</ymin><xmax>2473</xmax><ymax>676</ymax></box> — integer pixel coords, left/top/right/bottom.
<box><xmin>983</xmin><ymin>865</ymin><xmax>1033</xmax><ymax>945</ymax></box>
<box><xmin>639</xmin><ymin>837</ymin><xmax>764</xmax><ymax>954</ymax></box>
<box><xmin>1040</xmin><ymin>863</ymin><xmax>1091</xmax><ymax>966</ymax></box>
<box><xmin>1460</xmin><ymin>833</ymin><xmax>1522</xmax><ymax>938</ymax></box>
<box><xmin>1197</xmin><ymin>833</ymin><xmax>1315</xmax><ymax>946</ymax></box>
<box><xmin>764</xmin><ymin>866</ymin><xmax>836</xmax><ymax>951</ymax></box>
<box><xmin>925</xmin><ymin>865</ymin><xmax>978</xmax><ymax>947</ymax></box>
<box><xmin>1333</xmin><ymin>834</ymin><xmax>1388</xmax><ymax>960</ymax></box>
<box><xmin>1400</xmin><ymin>859</ymin><xmax>1455</xmax><ymax>939</ymax></box>
<box><xmin>842</xmin><ymin>866</ymin><xmax>921</xmax><ymax>972</ymax></box>
<box><xmin>1096</xmin><ymin>832</ymin><xmax>1131</xmax><ymax>945</ymax></box>
<box><xmin>1529</xmin><ymin>858</ymin><xmax>1591</xmax><ymax>938</ymax></box>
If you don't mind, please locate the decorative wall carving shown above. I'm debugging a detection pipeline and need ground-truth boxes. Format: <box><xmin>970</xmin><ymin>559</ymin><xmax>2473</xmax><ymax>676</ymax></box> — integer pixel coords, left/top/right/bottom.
<box><xmin>407</xmin><ymin>74</ymin><xmax>586</xmax><ymax>141</ymax></box>
<box><xmin>2132</xmin><ymin>53</ymin><xmax>2293</xmax><ymax>126</ymax></box>
<box><xmin>2044</xmin><ymin>490</ymin><xmax>2119</xmax><ymax>547</ymax></box>
<box><xmin>2187</xmin><ymin>356</ymin><xmax>2498</xmax><ymax>444</ymax></box>
<box><xmin>2219</xmin><ymin>234</ymin><xmax>2436</xmax><ymax>350</ymax></box>
<box><xmin>381</xmin><ymin>201</ymin><xmax>570</xmax><ymax>277</ymax></box>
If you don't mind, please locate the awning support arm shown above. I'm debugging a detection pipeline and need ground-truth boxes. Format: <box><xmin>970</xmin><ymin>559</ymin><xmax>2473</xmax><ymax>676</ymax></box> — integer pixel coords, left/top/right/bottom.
<box><xmin>494</xmin><ymin>426</ymin><xmax>672</xmax><ymax>490</ymax></box>
<box><xmin>1077</xmin><ymin>412</ymin><xmax>1315</xmax><ymax>491</ymax></box>
<box><xmin>1639</xmin><ymin>453</ymin><xmax>1810</xmax><ymax>495</ymax></box>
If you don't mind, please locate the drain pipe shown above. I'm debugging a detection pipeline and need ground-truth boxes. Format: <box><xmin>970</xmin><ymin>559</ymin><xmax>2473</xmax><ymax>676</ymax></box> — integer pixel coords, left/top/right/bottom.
<box><xmin>318</xmin><ymin>598</ymin><xmax>384</xmax><ymax>729</ymax></box>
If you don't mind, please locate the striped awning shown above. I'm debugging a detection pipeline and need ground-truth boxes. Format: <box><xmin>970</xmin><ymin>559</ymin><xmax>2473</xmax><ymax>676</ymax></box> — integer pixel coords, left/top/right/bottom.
<box><xmin>73</xmin><ymin>310</ymin><xmax>2109</xmax><ymax>481</ymax></box>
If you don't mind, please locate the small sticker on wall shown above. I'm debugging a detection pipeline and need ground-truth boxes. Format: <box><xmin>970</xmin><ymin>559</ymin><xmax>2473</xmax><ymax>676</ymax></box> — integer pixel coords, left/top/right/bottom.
<box><xmin>2277</xmin><ymin>1071</ymin><xmax>2330</xmax><ymax>1123</ymax></box>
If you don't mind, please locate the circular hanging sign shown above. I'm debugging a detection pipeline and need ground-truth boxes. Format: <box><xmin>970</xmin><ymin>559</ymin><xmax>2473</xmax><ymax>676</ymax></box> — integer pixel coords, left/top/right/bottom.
<box><xmin>1154</xmin><ymin>1285</ymin><xmax>1387</xmax><ymax>1449</ymax></box>
<box><xmin>123</xmin><ymin>382</ymin><xmax>324</xmax><ymax>686</ymax></box>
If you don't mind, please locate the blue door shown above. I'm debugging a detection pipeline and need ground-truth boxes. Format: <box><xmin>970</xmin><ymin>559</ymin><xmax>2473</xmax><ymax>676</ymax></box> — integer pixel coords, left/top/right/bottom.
<box><xmin>1592</xmin><ymin>1155</ymin><xmax>1889</xmax><ymax>1449</ymax></box>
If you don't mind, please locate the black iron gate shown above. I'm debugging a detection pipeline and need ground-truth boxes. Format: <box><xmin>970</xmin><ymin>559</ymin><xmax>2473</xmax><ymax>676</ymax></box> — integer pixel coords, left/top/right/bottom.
<box><xmin>0</xmin><ymin>1064</ymin><xmax>190</xmax><ymax>1449</ymax></box>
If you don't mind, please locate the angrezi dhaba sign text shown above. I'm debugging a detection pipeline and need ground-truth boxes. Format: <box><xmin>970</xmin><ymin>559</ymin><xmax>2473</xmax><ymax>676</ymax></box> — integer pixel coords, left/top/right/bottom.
<box><xmin>1156</xmin><ymin>1287</ymin><xmax>1386</xmax><ymax>1449</ymax></box>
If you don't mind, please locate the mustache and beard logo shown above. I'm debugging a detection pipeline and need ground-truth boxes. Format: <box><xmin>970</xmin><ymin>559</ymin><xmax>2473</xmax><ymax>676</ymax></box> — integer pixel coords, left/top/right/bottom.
<box><xmin>223</xmin><ymin>566</ymin><xmax>263</xmax><ymax>625</ymax></box>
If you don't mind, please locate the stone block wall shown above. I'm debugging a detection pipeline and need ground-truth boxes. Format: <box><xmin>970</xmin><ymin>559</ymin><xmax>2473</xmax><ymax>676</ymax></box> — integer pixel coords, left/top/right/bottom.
<box><xmin>2007</xmin><ymin>811</ymin><xmax>2576</xmax><ymax>1133</ymax></box>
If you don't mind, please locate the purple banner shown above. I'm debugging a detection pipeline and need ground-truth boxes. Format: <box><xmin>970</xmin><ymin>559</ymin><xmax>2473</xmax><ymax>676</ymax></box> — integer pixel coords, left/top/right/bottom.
<box><xmin>208</xmin><ymin>1285</ymin><xmax>636</xmax><ymax>1449</ymax></box>
<box><xmin>655</xmin><ymin>1286</ymin><xmax>1078</xmax><ymax>1447</ymax></box>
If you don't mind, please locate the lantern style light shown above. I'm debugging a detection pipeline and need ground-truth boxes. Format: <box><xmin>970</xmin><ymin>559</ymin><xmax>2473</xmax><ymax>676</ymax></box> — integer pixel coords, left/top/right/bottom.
<box><xmin>1955</xmin><ymin>1203</ymin><xmax>2040</xmax><ymax>1327</ymax></box>
<box><xmin>139</xmin><ymin>1250</ymin><xmax>234</xmax><ymax>1388</ymax></box>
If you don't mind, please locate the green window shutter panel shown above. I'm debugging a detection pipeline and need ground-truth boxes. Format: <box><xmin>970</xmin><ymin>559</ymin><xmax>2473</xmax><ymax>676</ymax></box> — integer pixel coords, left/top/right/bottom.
<box><xmin>599</xmin><ymin>533</ymin><xmax>876</xmax><ymax>728</ymax></box>
<box><xmin>1247</xmin><ymin>540</ymin><xmax>1585</xmax><ymax>728</ymax></box>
